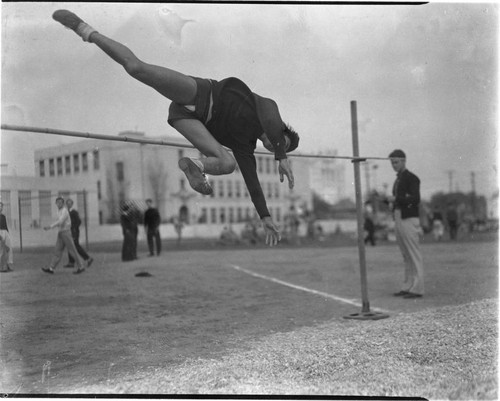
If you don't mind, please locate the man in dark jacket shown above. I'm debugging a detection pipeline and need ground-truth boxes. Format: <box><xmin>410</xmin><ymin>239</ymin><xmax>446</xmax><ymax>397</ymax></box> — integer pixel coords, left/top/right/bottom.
<box><xmin>387</xmin><ymin>149</ymin><xmax>424</xmax><ymax>299</ymax></box>
<box><xmin>65</xmin><ymin>198</ymin><xmax>93</xmax><ymax>268</ymax></box>
<box><xmin>144</xmin><ymin>199</ymin><xmax>161</xmax><ymax>257</ymax></box>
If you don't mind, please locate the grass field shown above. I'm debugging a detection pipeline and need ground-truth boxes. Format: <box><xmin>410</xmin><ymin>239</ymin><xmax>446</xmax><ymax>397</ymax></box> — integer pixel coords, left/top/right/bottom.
<box><xmin>0</xmin><ymin>233</ymin><xmax>497</xmax><ymax>398</ymax></box>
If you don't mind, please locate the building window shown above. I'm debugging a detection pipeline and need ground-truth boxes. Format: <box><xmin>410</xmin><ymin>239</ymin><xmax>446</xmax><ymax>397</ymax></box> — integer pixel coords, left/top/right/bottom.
<box><xmin>18</xmin><ymin>190</ymin><xmax>32</xmax><ymax>229</ymax></box>
<box><xmin>227</xmin><ymin>181</ymin><xmax>233</xmax><ymax>198</ymax></box>
<box><xmin>274</xmin><ymin>183</ymin><xmax>280</xmax><ymax>198</ymax></box>
<box><xmin>210</xmin><ymin>207</ymin><xmax>217</xmax><ymax>224</ymax></box>
<box><xmin>237</xmin><ymin>208</ymin><xmax>243</xmax><ymax>222</ymax></box>
<box><xmin>228</xmin><ymin>207</ymin><xmax>234</xmax><ymax>223</ymax></box>
<box><xmin>199</xmin><ymin>208</ymin><xmax>208</xmax><ymax>223</ymax></box>
<box><xmin>82</xmin><ymin>152</ymin><xmax>88</xmax><ymax>172</ymax></box>
<box><xmin>235</xmin><ymin>182</ymin><xmax>241</xmax><ymax>198</ymax></box>
<box><xmin>49</xmin><ymin>158</ymin><xmax>55</xmax><ymax>176</ymax></box>
<box><xmin>65</xmin><ymin>155</ymin><xmax>71</xmax><ymax>174</ymax></box>
<box><xmin>39</xmin><ymin>160</ymin><xmax>45</xmax><ymax>177</ymax></box>
<box><xmin>274</xmin><ymin>161</ymin><xmax>278</xmax><ymax>174</ymax></box>
<box><xmin>39</xmin><ymin>191</ymin><xmax>52</xmax><ymax>223</ymax></box>
<box><xmin>218</xmin><ymin>180</ymin><xmax>224</xmax><ymax>198</ymax></box>
<box><xmin>97</xmin><ymin>180</ymin><xmax>102</xmax><ymax>200</ymax></box>
<box><xmin>73</xmin><ymin>154</ymin><xmax>80</xmax><ymax>173</ymax></box>
<box><xmin>93</xmin><ymin>150</ymin><xmax>100</xmax><ymax>170</ymax></box>
<box><xmin>57</xmin><ymin>157</ymin><xmax>63</xmax><ymax>176</ymax></box>
<box><xmin>265</xmin><ymin>158</ymin><xmax>271</xmax><ymax>174</ymax></box>
<box><xmin>219</xmin><ymin>208</ymin><xmax>226</xmax><ymax>223</ymax></box>
<box><xmin>118</xmin><ymin>191</ymin><xmax>125</xmax><ymax>206</ymax></box>
<box><xmin>116</xmin><ymin>162</ymin><xmax>124</xmax><ymax>181</ymax></box>
<box><xmin>267</xmin><ymin>182</ymin><xmax>272</xmax><ymax>198</ymax></box>
<box><xmin>257</xmin><ymin>156</ymin><xmax>263</xmax><ymax>173</ymax></box>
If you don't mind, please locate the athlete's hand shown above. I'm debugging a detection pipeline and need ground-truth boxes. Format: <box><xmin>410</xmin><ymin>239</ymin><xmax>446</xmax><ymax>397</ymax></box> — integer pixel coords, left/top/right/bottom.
<box><xmin>278</xmin><ymin>158</ymin><xmax>294</xmax><ymax>189</ymax></box>
<box><xmin>261</xmin><ymin>216</ymin><xmax>281</xmax><ymax>247</ymax></box>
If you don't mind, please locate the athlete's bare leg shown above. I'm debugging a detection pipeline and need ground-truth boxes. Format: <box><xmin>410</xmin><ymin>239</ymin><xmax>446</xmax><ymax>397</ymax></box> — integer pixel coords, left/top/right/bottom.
<box><xmin>53</xmin><ymin>10</ymin><xmax>236</xmax><ymax>195</ymax></box>
<box><xmin>89</xmin><ymin>33</ymin><xmax>197</xmax><ymax>105</ymax></box>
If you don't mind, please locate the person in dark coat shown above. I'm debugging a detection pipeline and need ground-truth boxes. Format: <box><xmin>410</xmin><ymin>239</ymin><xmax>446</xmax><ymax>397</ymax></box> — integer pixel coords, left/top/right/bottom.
<box><xmin>144</xmin><ymin>199</ymin><xmax>161</xmax><ymax>256</ymax></box>
<box><xmin>65</xmin><ymin>198</ymin><xmax>93</xmax><ymax>268</ymax></box>
<box><xmin>387</xmin><ymin>149</ymin><xmax>424</xmax><ymax>299</ymax></box>
<box><xmin>120</xmin><ymin>203</ymin><xmax>138</xmax><ymax>262</ymax></box>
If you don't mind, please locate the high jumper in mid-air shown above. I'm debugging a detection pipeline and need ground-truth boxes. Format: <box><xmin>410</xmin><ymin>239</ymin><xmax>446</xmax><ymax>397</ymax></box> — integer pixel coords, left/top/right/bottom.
<box><xmin>52</xmin><ymin>10</ymin><xmax>300</xmax><ymax>246</ymax></box>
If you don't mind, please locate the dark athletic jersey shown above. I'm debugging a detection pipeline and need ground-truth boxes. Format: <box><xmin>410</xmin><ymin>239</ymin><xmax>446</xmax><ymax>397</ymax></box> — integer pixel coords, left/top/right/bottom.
<box><xmin>168</xmin><ymin>77</ymin><xmax>287</xmax><ymax>219</ymax></box>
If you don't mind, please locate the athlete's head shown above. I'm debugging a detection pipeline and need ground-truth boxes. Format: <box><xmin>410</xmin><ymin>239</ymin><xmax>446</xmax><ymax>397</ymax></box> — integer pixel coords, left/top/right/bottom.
<box><xmin>261</xmin><ymin>124</ymin><xmax>300</xmax><ymax>153</ymax></box>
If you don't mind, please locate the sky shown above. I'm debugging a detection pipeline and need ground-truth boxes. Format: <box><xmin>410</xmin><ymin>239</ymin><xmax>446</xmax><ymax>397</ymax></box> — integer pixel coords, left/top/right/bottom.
<box><xmin>1</xmin><ymin>2</ymin><xmax>498</xmax><ymax>202</ymax></box>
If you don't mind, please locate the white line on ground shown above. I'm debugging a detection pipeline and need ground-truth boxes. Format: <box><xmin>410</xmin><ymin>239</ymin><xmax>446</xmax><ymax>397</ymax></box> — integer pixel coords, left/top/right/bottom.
<box><xmin>230</xmin><ymin>264</ymin><xmax>392</xmax><ymax>314</ymax></box>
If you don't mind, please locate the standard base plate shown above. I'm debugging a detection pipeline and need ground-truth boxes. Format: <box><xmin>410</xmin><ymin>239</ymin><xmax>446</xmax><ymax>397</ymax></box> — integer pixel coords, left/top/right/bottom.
<box><xmin>343</xmin><ymin>311</ymin><xmax>390</xmax><ymax>320</ymax></box>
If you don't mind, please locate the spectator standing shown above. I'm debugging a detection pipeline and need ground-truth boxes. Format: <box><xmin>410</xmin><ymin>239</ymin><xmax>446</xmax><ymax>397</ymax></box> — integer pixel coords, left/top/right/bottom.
<box><xmin>446</xmin><ymin>202</ymin><xmax>459</xmax><ymax>240</ymax></box>
<box><xmin>0</xmin><ymin>201</ymin><xmax>13</xmax><ymax>272</ymax></box>
<box><xmin>387</xmin><ymin>150</ymin><xmax>424</xmax><ymax>299</ymax></box>
<box><xmin>42</xmin><ymin>197</ymin><xmax>85</xmax><ymax>274</ymax></box>
<box><xmin>64</xmin><ymin>198</ymin><xmax>94</xmax><ymax>268</ymax></box>
<box><xmin>120</xmin><ymin>203</ymin><xmax>138</xmax><ymax>262</ymax></box>
<box><xmin>285</xmin><ymin>206</ymin><xmax>301</xmax><ymax>244</ymax></box>
<box><xmin>144</xmin><ymin>199</ymin><xmax>162</xmax><ymax>257</ymax></box>
<box><xmin>432</xmin><ymin>208</ymin><xmax>444</xmax><ymax>241</ymax></box>
<box><xmin>364</xmin><ymin>213</ymin><xmax>376</xmax><ymax>246</ymax></box>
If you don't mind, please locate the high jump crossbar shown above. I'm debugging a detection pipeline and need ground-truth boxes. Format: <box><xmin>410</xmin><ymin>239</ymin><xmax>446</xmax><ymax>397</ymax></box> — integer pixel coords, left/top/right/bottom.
<box><xmin>3</xmin><ymin>103</ymin><xmax>390</xmax><ymax>321</ymax></box>
<box><xmin>0</xmin><ymin>124</ymin><xmax>390</xmax><ymax>162</ymax></box>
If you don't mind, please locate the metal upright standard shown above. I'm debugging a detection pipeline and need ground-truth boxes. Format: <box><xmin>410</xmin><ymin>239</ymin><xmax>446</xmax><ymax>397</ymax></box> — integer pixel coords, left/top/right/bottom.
<box><xmin>344</xmin><ymin>101</ymin><xmax>389</xmax><ymax>321</ymax></box>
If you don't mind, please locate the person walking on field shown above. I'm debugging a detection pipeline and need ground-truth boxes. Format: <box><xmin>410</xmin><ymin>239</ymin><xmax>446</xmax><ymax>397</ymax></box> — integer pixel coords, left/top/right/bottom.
<box><xmin>42</xmin><ymin>197</ymin><xmax>85</xmax><ymax>274</ymax></box>
<box><xmin>64</xmin><ymin>198</ymin><xmax>94</xmax><ymax>268</ymax></box>
<box><xmin>144</xmin><ymin>199</ymin><xmax>162</xmax><ymax>257</ymax></box>
<box><xmin>0</xmin><ymin>201</ymin><xmax>14</xmax><ymax>272</ymax></box>
<box><xmin>52</xmin><ymin>9</ymin><xmax>299</xmax><ymax>247</ymax></box>
<box><xmin>387</xmin><ymin>149</ymin><xmax>424</xmax><ymax>299</ymax></box>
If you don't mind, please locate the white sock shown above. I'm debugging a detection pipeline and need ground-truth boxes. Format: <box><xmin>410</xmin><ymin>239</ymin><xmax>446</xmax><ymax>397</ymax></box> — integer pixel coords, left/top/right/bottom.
<box><xmin>76</xmin><ymin>23</ymin><xmax>97</xmax><ymax>42</ymax></box>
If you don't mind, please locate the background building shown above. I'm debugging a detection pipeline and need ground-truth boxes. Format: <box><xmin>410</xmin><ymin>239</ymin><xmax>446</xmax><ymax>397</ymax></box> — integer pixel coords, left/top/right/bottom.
<box><xmin>2</xmin><ymin>130</ymin><xmax>346</xmax><ymax>232</ymax></box>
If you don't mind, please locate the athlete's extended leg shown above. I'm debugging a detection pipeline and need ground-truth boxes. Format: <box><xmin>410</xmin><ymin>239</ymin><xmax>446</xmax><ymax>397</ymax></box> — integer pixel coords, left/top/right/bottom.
<box><xmin>53</xmin><ymin>10</ymin><xmax>197</xmax><ymax>104</ymax></box>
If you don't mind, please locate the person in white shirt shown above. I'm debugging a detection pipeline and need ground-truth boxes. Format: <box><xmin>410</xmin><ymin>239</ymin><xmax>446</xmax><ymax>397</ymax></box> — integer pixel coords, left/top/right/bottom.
<box><xmin>42</xmin><ymin>197</ymin><xmax>85</xmax><ymax>274</ymax></box>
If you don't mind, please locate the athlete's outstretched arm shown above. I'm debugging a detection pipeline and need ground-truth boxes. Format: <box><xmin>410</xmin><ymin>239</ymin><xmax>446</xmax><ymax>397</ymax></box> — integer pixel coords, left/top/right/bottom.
<box><xmin>233</xmin><ymin>151</ymin><xmax>281</xmax><ymax>246</ymax></box>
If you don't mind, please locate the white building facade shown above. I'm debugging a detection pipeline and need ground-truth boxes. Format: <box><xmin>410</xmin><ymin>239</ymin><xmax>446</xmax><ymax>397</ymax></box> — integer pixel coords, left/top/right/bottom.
<box><xmin>2</xmin><ymin>131</ymin><xmax>346</xmax><ymax>229</ymax></box>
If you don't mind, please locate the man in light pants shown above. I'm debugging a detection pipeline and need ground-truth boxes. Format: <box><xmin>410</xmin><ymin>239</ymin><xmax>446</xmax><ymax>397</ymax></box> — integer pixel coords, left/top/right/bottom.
<box><xmin>388</xmin><ymin>149</ymin><xmax>424</xmax><ymax>299</ymax></box>
<box><xmin>42</xmin><ymin>197</ymin><xmax>85</xmax><ymax>275</ymax></box>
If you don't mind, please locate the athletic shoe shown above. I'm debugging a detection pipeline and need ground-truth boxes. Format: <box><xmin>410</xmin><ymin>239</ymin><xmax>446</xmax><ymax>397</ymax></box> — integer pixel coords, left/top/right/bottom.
<box><xmin>73</xmin><ymin>268</ymin><xmax>86</xmax><ymax>275</ymax></box>
<box><xmin>87</xmin><ymin>258</ymin><xmax>94</xmax><ymax>267</ymax></box>
<box><xmin>42</xmin><ymin>267</ymin><xmax>55</xmax><ymax>274</ymax></box>
<box><xmin>393</xmin><ymin>291</ymin><xmax>409</xmax><ymax>296</ymax></box>
<box><xmin>0</xmin><ymin>269</ymin><xmax>12</xmax><ymax>273</ymax></box>
<box><xmin>178</xmin><ymin>158</ymin><xmax>213</xmax><ymax>195</ymax></box>
<box><xmin>64</xmin><ymin>264</ymin><xmax>75</xmax><ymax>268</ymax></box>
<box><xmin>52</xmin><ymin>10</ymin><xmax>84</xmax><ymax>31</ymax></box>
